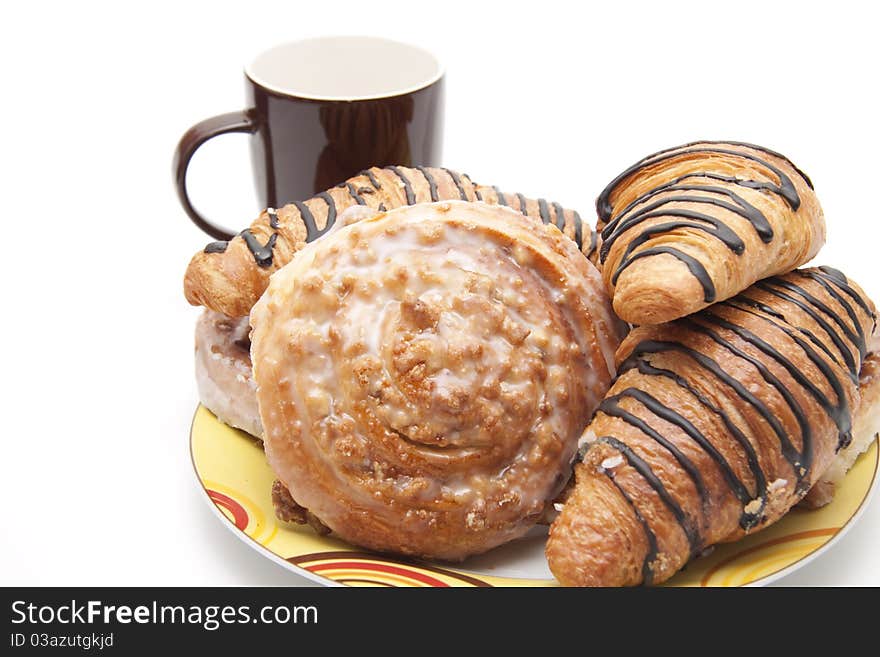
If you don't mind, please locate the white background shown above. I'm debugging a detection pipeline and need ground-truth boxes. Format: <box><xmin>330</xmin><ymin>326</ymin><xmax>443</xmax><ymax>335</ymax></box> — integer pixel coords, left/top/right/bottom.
<box><xmin>0</xmin><ymin>0</ymin><xmax>878</xmax><ymax>586</ymax></box>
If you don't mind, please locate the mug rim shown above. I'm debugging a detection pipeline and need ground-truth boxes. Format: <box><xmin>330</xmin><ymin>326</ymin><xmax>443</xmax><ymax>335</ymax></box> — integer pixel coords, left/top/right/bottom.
<box><xmin>244</xmin><ymin>35</ymin><xmax>444</xmax><ymax>102</ymax></box>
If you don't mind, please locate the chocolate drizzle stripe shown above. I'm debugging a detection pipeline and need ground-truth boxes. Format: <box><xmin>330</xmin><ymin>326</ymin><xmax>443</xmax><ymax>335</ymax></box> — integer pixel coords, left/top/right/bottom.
<box><xmin>608</xmin><ymin>211</ymin><xmax>745</xmax><ymax>269</ymax></box>
<box><xmin>606</xmin><ymin>171</ymin><xmax>797</xmax><ymax>226</ymax></box>
<box><xmin>239</xmin><ymin>230</ymin><xmax>277</xmax><ymax>267</ymax></box>
<box><xmin>717</xmin><ymin>288</ymin><xmax>855</xmax><ymax>449</ymax></box>
<box><xmin>204</xmin><ymin>240</ymin><xmax>228</xmax><ymax>254</ymax></box>
<box><xmin>611</xmin><ymin>246</ymin><xmax>716</xmax><ymax>303</ymax></box>
<box><xmin>618</xmin><ymin>353</ymin><xmax>766</xmax><ymax>528</ymax></box>
<box><xmin>604</xmin><ymin>184</ymin><xmax>773</xmax><ymax>244</ymax></box>
<box><xmin>768</xmin><ymin>277</ymin><xmax>863</xmax><ymax>357</ymax></box>
<box><xmin>552</xmin><ymin>202</ymin><xmax>566</xmax><ymax>231</ymax></box>
<box><xmin>606</xmin><ymin>202</ymin><xmax>748</xmax><ymax>247</ymax></box>
<box><xmin>385</xmin><ymin>166</ymin><xmax>416</xmax><ymax>205</ymax></box>
<box><xmin>345</xmin><ymin>182</ymin><xmax>367</xmax><ymax>206</ymax></box>
<box><xmin>600</xmin><ymin>192</ymin><xmax>769</xmax><ymax>263</ymax></box>
<box><xmin>240</xmin><ymin>206</ymin><xmax>282</xmax><ymax>263</ymax></box>
<box><xmin>629</xmin><ymin>339</ymin><xmax>804</xmax><ymax>483</ymax></box>
<box><xmin>316</xmin><ymin>192</ymin><xmax>337</xmax><ymax>235</ymax></box>
<box><xmin>516</xmin><ymin>193</ymin><xmax>529</xmax><ymax>217</ymax></box>
<box><xmin>817</xmin><ymin>266</ymin><xmax>876</xmax><ymax>323</ymax></box>
<box><xmin>378</xmin><ymin>203</ymin><xmax>387</xmax><ymax>212</ymax></box>
<box><xmin>493</xmin><ymin>186</ymin><xmax>508</xmax><ymax>206</ymax></box>
<box><xmin>704</xmin><ymin>140</ymin><xmax>814</xmax><ymax>189</ymax></box>
<box><xmin>416</xmin><ymin>166</ymin><xmax>439</xmax><ymax>202</ymax></box>
<box><xmin>796</xmin><ymin>271</ymin><xmax>867</xmax><ymax>361</ymax></box>
<box><xmin>602</xmin><ymin>460</ymin><xmax>659</xmax><ymax>586</ymax></box>
<box><xmin>292</xmin><ymin>200</ymin><xmax>320</xmax><ymax>241</ymax></box>
<box><xmin>574</xmin><ymin>211</ymin><xmax>585</xmax><ymax>251</ymax></box>
<box><xmin>597</xmin><ymin>143</ymin><xmax>804</xmax><ymax>223</ymax></box>
<box><xmin>538</xmin><ymin>198</ymin><xmax>551</xmax><ymax>224</ymax></box>
<box><xmin>597</xmin><ymin>395</ymin><xmax>711</xmax><ymax>531</ymax></box>
<box><xmin>473</xmin><ymin>187</ymin><xmax>483</xmax><ymax>201</ymax></box>
<box><xmin>708</xmin><ymin>308</ymin><xmax>851</xmax><ymax>456</ymax></box>
<box><xmin>444</xmin><ymin>169</ymin><xmax>469</xmax><ymax>201</ymax></box>
<box><xmin>596</xmin><ymin>435</ymin><xmax>699</xmax><ymax>563</ymax></box>
<box><xmin>609</xmin><ymin>387</ymin><xmax>754</xmax><ymax>509</ymax></box>
<box><xmin>387</xmin><ymin>166</ymin><xmax>415</xmax><ymax>205</ymax></box>
<box><xmin>685</xmin><ymin>317</ymin><xmax>816</xmax><ymax>482</ymax></box>
<box><xmin>757</xmin><ymin>280</ymin><xmax>859</xmax><ymax>378</ymax></box>
<box><xmin>727</xmin><ymin>297</ymin><xmax>842</xmax><ymax>369</ymax></box>
<box><xmin>361</xmin><ymin>169</ymin><xmax>382</xmax><ymax>191</ymax></box>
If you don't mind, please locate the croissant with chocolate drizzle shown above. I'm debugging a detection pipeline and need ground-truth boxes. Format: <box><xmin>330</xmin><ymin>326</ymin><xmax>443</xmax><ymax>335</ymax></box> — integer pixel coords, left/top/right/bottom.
<box><xmin>596</xmin><ymin>141</ymin><xmax>825</xmax><ymax>325</ymax></box>
<box><xmin>184</xmin><ymin>166</ymin><xmax>596</xmax><ymax>318</ymax></box>
<box><xmin>546</xmin><ymin>266</ymin><xmax>876</xmax><ymax>586</ymax></box>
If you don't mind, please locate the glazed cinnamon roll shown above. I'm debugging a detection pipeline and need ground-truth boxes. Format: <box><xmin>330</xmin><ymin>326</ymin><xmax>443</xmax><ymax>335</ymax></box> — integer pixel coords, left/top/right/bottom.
<box><xmin>250</xmin><ymin>201</ymin><xmax>623</xmax><ymax>560</ymax></box>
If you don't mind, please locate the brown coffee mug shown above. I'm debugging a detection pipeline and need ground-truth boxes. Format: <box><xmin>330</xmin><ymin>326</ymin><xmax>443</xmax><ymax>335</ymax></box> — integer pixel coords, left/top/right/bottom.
<box><xmin>173</xmin><ymin>36</ymin><xmax>445</xmax><ymax>240</ymax></box>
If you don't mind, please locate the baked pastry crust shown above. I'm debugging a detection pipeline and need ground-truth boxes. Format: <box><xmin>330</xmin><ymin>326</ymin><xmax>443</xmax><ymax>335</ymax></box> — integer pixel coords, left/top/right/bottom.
<box><xmin>547</xmin><ymin>267</ymin><xmax>875</xmax><ymax>586</ymax></box>
<box><xmin>250</xmin><ymin>201</ymin><xmax>623</xmax><ymax>560</ymax></box>
<box><xmin>184</xmin><ymin>166</ymin><xmax>595</xmax><ymax>318</ymax></box>
<box><xmin>801</xmin><ymin>345</ymin><xmax>880</xmax><ymax>508</ymax></box>
<box><xmin>596</xmin><ymin>141</ymin><xmax>825</xmax><ymax>325</ymax></box>
<box><xmin>194</xmin><ymin>310</ymin><xmax>261</xmax><ymax>438</ymax></box>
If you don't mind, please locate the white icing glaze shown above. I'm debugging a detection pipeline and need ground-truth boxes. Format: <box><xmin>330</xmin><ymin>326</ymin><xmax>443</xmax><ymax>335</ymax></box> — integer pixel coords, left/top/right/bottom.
<box><xmin>251</xmin><ymin>201</ymin><xmax>623</xmax><ymax>560</ymax></box>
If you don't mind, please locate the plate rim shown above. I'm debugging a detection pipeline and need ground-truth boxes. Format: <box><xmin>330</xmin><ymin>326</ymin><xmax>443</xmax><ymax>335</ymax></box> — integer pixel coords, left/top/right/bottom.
<box><xmin>189</xmin><ymin>408</ymin><xmax>345</xmax><ymax>587</ymax></box>
<box><xmin>190</xmin><ymin>405</ymin><xmax>879</xmax><ymax>587</ymax></box>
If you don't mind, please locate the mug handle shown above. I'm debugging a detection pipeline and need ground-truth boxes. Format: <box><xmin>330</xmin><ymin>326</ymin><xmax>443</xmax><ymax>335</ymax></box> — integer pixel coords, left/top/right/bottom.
<box><xmin>173</xmin><ymin>110</ymin><xmax>257</xmax><ymax>240</ymax></box>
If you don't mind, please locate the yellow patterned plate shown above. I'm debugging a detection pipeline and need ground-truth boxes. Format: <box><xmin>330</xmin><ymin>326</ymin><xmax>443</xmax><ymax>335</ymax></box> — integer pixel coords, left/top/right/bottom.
<box><xmin>191</xmin><ymin>405</ymin><xmax>878</xmax><ymax>587</ymax></box>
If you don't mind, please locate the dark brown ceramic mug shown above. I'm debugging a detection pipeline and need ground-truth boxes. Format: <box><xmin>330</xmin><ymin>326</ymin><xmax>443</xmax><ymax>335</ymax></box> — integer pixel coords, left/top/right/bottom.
<box><xmin>173</xmin><ymin>36</ymin><xmax>445</xmax><ymax>240</ymax></box>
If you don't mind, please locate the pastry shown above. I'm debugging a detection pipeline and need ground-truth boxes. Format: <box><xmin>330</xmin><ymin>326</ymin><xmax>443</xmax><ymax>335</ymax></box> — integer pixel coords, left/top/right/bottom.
<box><xmin>184</xmin><ymin>166</ymin><xmax>596</xmax><ymax>318</ymax></box>
<box><xmin>194</xmin><ymin>310</ymin><xmax>262</xmax><ymax>438</ymax></box>
<box><xmin>596</xmin><ymin>141</ymin><xmax>825</xmax><ymax>325</ymax></box>
<box><xmin>250</xmin><ymin>200</ymin><xmax>624</xmax><ymax>560</ymax></box>
<box><xmin>801</xmin><ymin>340</ymin><xmax>880</xmax><ymax>508</ymax></box>
<box><xmin>193</xmin><ymin>206</ymin><xmax>381</xmax><ymax>437</ymax></box>
<box><xmin>546</xmin><ymin>266</ymin><xmax>875</xmax><ymax>586</ymax></box>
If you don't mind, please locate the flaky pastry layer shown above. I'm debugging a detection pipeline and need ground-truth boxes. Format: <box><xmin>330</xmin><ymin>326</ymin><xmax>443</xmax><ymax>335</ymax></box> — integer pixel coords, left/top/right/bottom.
<box><xmin>547</xmin><ymin>267</ymin><xmax>875</xmax><ymax>586</ymax></box>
